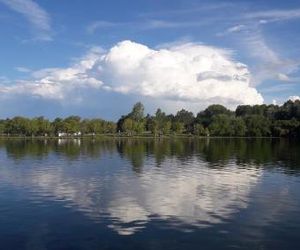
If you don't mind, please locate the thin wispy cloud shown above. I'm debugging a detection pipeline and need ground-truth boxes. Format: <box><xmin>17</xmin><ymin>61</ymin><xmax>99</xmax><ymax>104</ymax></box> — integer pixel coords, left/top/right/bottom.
<box><xmin>0</xmin><ymin>76</ymin><xmax>11</xmax><ymax>85</ymax></box>
<box><xmin>244</xmin><ymin>8</ymin><xmax>300</xmax><ymax>23</ymax></box>
<box><xmin>216</xmin><ymin>24</ymin><xmax>247</xmax><ymax>36</ymax></box>
<box><xmin>226</xmin><ymin>24</ymin><xmax>246</xmax><ymax>33</ymax></box>
<box><xmin>87</xmin><ymin>21</ymin><xmax>123</xmax><ymax>34</ymax></box>
<box><xmin>89</xmin><ymin>7</ymin><xmax>300</xmax><ymax>36</ymax></box>
<box><xmin>0</xmin><ymin>0</ymin><xmax>52</xmax><ymax>40</ymax></box>
<box><xmin>213</xmin><ymin>7</ymin><xmax>300</xmax><ymax>85</ymax></box>
<box><xmin>243</xmin><ymin>31</ymin><xmax>300</xmax><ymax>85</ymax></box>
<box><xmin>140</xmin><ymin>2</ymin><xmax>235</xmax><ymax>17</ymax></box>
<box><xmin>15</xmin><ymin>66</ymin><xmax>32</xmax><ymax>73</ymax></box>
<box><xmin>88</xmin><ymin>18</ymin><xmax>212</xmax><ymax>34</ymax></box>
<box><xmin>219</xmin><ymin>25</ymin><xmax>300</xmax><ymax>85</ymax></box>
<box><xmin>218</xmin><ymin>7</ymin><xmax>300</xmax><ymax>36</ymax></box>
<box><xmin>277</xmin><ymin>73</ymin><xmax>300</xmax><ymax>82</ymax></box>
<box><xmin>260</xmin><ymin>84</ymin><xmax>295</xmax><ymax>94</ymax></box>
<box><xmin>143</xmin><ymin>19</ymin><xmax>210</xmax><ymax>29</ymax></box>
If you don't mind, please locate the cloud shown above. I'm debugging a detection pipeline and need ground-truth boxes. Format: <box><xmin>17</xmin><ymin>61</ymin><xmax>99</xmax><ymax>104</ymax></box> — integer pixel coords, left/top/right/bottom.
<box><xmin>1</xmin><ymin>47</ymin><xmax>103</xmax><ymax>100</ymax></box>
<box><xmin>277</xmin><ymin>73</ymin><xmax>292</xmax><ymax>82</ymax></box>
<box><xmin>0</xmin><ymin>0</ymin><xmax>52</xmax><ymax>40</ymax></box>
<box><xmin>216</xmin><ymin>24</ymin><xmax>249</xmax><ymax>37</ymax></box>
<box><xmin>217</xmin><ymin>9</ymin><xmax>300</xmax><ymax>85</ymax></box>
<box><xmin>106</xmin><ymin>159</ymin><xmax>260</xmax><ymax>235</ymax></box>
<box><xmin>217</xmin><ymin>24</ymin><xmax>247</xmax><ymax>36</ymax></box>
<box><xmin>15</xmin><ymin>66</ymin><xmax>32</xmax><ymax>73</ymax></box>
<box><xmin>99</xmin><ymin>40</ymin><xmax>263</xmax><ymax>107</ymax></box>
<box><xmin>226</xmin><ymin>24</ymin><xmax>246</xmax><ymax>33</ymax></box>
<box><xmin>142</xmin><ymin>19</ymin><xmax>207</xmax><ymax>29</ymax></box>
<box><xmin>260</xmin><ymin>84</ymin><xmax>295</xmax><ymax>94</ymax></box>
<box><xmin>289</xmin><ymin>96</ymin><xmax>300</xmax><ymax>102</ymax></box>
<box><xmin>0</xmin><ymin>76</ymin><xmax>11</xmax><ymax>84</ymax></box>
<box><xmin>0</xmin><ymin>40</ymin><xmax>263</xmax><ymax>113</ymax></box>
<box><xmin>241</xmin><ymin>32</ymin><xmax>299</xmax><ymax>85</ymax></box>
<box><xmin>245</xmin><ymin>8</ymin><xmax>300</xmax><ymax>23</ymax></box>
<box><xmin>140</xmin><ymin>2</ymin><xmax>236</xmax><ymax>18</ymax></box>
<box><xmin>87</xmin><ymin>19</ymin><xmax>212</xmax><ymax>34</ymax></box>
<box><xmin>87</xmin><ymin>21</ymin><xmax>122</xmax><ymax>34</ymax></box>
<box><xmin>0</xmin><ymin>150</ymin><xmax>261</xmax><ymax>236</ymax></box>
<box><xmin>276</xmin><ymin>73</ymin><xmax>300</xmax><ymax>83</ymax></box>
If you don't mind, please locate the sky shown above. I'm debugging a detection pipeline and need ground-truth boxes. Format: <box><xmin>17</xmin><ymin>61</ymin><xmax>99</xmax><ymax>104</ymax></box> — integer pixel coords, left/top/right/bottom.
<box><xmin>0</xmin><ymin>0</ymin><xmax>300</xmax><ymax>120</ymax></box>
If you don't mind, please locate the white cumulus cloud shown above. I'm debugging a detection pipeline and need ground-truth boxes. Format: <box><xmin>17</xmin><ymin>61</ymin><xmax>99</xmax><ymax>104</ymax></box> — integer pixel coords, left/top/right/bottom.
<box><xmin>0</xmin><ymin>47</ymin><xmax>103</xmax><ymax>100</ymax></box>
<box><xmin>100</xmin><ymin>40</ymin><xmax>263</xmax><ymax>107</ymax></box>
<box><xmin>0</xmin><ymin>40</ymin><xmax>263</xmax><ymax>112</ymax></box>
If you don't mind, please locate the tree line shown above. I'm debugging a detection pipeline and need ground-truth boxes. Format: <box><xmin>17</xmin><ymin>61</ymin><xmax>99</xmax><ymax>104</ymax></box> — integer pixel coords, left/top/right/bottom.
<box><xmin>1</xmin><ymin>138</ymin><xmax>300</xmax><ymax>172</ymax></box>
<box><xmin>0</xmin><ymin>116</ymin><xmax>116</xmax><ymax>137</ymax></box>
<box><xmin>0</xmin><ymin>99</ymin><xmax>300</xmax><ymax>137</ymax></box>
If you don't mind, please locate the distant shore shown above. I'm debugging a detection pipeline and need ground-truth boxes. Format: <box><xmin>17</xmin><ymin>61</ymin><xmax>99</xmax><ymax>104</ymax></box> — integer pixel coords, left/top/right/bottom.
<box><xmin>0</xmin><ymin>134</ymin><xmax>282</xmax><ymax>139</ymax></box>
<box><xmin>1</xmin><ymin>101</ymin><xmax>300</xmax><ymax>139</ymax></box>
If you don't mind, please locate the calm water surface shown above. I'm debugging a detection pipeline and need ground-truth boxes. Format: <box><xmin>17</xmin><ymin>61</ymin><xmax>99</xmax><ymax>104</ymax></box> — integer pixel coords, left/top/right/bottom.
<box><xmin>0</xmin><ymin>138</ymin><xmax>300</xmax><ymax>250</ymax></box>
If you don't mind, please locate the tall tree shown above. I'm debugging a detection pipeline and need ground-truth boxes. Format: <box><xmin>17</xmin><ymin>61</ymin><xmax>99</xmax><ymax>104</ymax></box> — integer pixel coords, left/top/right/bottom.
<box><xmin>129</xmin><ymin>102</ymin><xmax>145</xmax><ymax>122</ymax></box>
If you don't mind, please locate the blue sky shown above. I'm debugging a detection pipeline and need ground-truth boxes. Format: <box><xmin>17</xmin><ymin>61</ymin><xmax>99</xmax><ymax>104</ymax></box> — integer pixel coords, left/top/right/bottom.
<box><xmin>0</xmin><ymin>0</ymin><xmax>300</xmax><ymax>120</ymax></box>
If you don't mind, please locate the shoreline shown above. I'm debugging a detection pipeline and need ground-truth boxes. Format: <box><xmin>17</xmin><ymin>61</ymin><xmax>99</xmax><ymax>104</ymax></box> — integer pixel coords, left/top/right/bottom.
<box><xmin>0</xmin><ymin>135</ymin><xmax>283</xmax><ymax>140</ymax></box>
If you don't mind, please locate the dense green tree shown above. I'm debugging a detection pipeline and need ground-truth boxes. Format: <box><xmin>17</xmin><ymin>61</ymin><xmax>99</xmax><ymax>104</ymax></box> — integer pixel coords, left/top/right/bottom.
<box><xmin>155</xmin><ymin>108</ymin><xmax>166</xmax><ymax>122</ymax></box>
<box><xmin>236</xmin><ymin>104</ymin><xmax>268</xmax><ymax>117</ymax></box>
<box><xmin>272</xmin><ymin>119</ymin><xmax>300</xmax><ymax>137</ymax></box>
<box><xmin>197</xmin><ymin>104</ymin><xmax>232</xmax><ymax>127</ymax></box>
<box><xmin>209</xmin><ymin>114</ymin><xmax>232</xmax><ymax>136</ymax></box>
<box><xmin>1</xmin><ymin>100</ymin><xmax>300</xmax><ymax>138</ymax></box>
<box><xmin>133</xmin><ymin>119</ymin><xmax>145</xmax><ymax>133</ymax></box>
<box><xmin>174</xmin><ymin>109</ymin><xmax>194</xmax><ymax>133</ymax></box>
<box><xmin>0</xmin><ymin>120</ymin><xmax>5</xmax><ymax>134</ymax></box>
<box><xmin>34</xmin><ymin>117</ymin><xmax>52</xmax><ymax>136</ymax></box>
<box><xmin>117</xmin><ymin>102</ymin><xmax>145</xmax><ymax>133</ymax></box>
<box><xmin>275</xmin><ymin>100</ymin><xmax>300</xmax><ymax>120</ymax></box>
<box><xmin>265</xmin><ymin>104</ymin><xmax>279</xmax><ymax>120</ymax></box>
<box><xmin>231</xmin><ymin>117</ymin><xmax>246</xmax><ymax>136</ymax></box>
<box><xmin>64</xmin><ymin>116</ymin><xmax>81</xmax><ymax>134</ymax></box>
<box><xmin>162</xmin><ymin>121</ymin><xmax>172</xmax><ymax>135</ymax></box>
<box><xmin>148</xmin><ymin>118</ymin><xmax>159</xmax><ymax>136</ymax></box>
<box><xmin>122</xmin><ymin>118</ymin><xmax>134</xmax><ymax>134</ymax></box>
<box><xmin>5</xmin><ymin>117</ymin><xmax>31</xmax><ymax>135</ymax></box>
<box><xmin>104</xmin><ymin>121</ymin><xmax>117</xmax><ymax>133</ymax></box>
<box><xmin>244</xmin><ymin>115</ymin><xmax>271</xmax><ymax>137</ymax></box>
<box><xmin>172</xmin><ymin>121</ymin><xmax>184</xmax><ymax>134</ymax></box>
<box><xmin>236</xmin><ymin>105</ymin><xmax>253</xmax><ymax>117</ymax></box>
<box><xmin>193</xmin><ymin>124</ymin><xmax>208</xmax><ymax>136</ymax></box>
<box><xmin>129</xmin><ymin>102</ymin><xmax>144</xmax><ymax>122</ymax></box>
<box><xmin>52</xmin><ymin>118</ymin><xmax>65</xmax><ymax>134</ymax></box>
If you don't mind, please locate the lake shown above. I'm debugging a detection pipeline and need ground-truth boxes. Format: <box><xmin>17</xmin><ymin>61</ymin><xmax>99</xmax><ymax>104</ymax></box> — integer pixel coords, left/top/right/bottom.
<box><xmin>0</xmin><ymin>138</ymin><xmax>300</xmax><ymax>250</ymax></box>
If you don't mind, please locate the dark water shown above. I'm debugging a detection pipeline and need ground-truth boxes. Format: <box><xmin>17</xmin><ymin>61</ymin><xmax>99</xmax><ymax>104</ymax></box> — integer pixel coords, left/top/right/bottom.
<box><xmin>0</xmin><ymin>138</ymin><xmax>300</xmax><ymax>250</ymax></box>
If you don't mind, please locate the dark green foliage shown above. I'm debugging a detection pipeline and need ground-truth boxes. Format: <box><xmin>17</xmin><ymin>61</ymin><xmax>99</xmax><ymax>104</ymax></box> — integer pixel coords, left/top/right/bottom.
<box><xmin>208</xmin><ymin>115</ymin><xmax>246</xmax><ymax>137</ymax></box>
<box><xmin>275</xmin><ymin>100</ymin><xmax>300</xmax><ymax>120</ymax></box>
<box><xmin>272</xmin><ymin>119</ymin><xmax>300</xmax><ymax>137</ymax></box>
<box><xmin>2</xmin><ymin>116</ymin><xmax>115</xmax><ymax>137</ymax></box>
<box><xmin>193</xmin><ymin>124</ymin><xmax>209</xmax><ymax>136</ymax></box>
<box><xmin>1</xmin><ymin>100</ymin><xmax>300</xmax><ymax>137</ymax></box>
<box><xmin>209</xmin><ymin>114</ymin><xmax>232</xmax><ymax>136</ymax></box>
<box><xmin>174</xmin><ymin>109</ymin><xmax>195</xmax><ymax>133</ymax></box>
<box><xmin>196</xmin><ymin>104</ymin><xmax>232</xmax><ymax>127</ymax></box>
<box><xmin>117</xmin><ymin>102</ymin><xmax>146</xmax><ymax>133</ymax></box>
<box><xmin>231</xmin><ymin>117</ymin><xmax>247</xmax><ymax>137</ymax></box>
<box><xmin>128</xmin><ymin>102</ymin><xmax>144</xmax><ymax>122</ymax></box>
<box><xmin>172</xmin><ymin>121</ymin><xmax>185</xmax><ymax>134</ymax></box>
<box><xmin>244</xmin><ymin>115</ymin><xmax>271</xmax><ymax>137</ymax></box>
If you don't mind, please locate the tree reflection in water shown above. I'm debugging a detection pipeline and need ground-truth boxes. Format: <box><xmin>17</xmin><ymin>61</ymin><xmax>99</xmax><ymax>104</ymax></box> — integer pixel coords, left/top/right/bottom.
<box><xmin>0</xmin><ymin>138</ymin><xmax>299</xmax><ymax>236</ymax></box>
